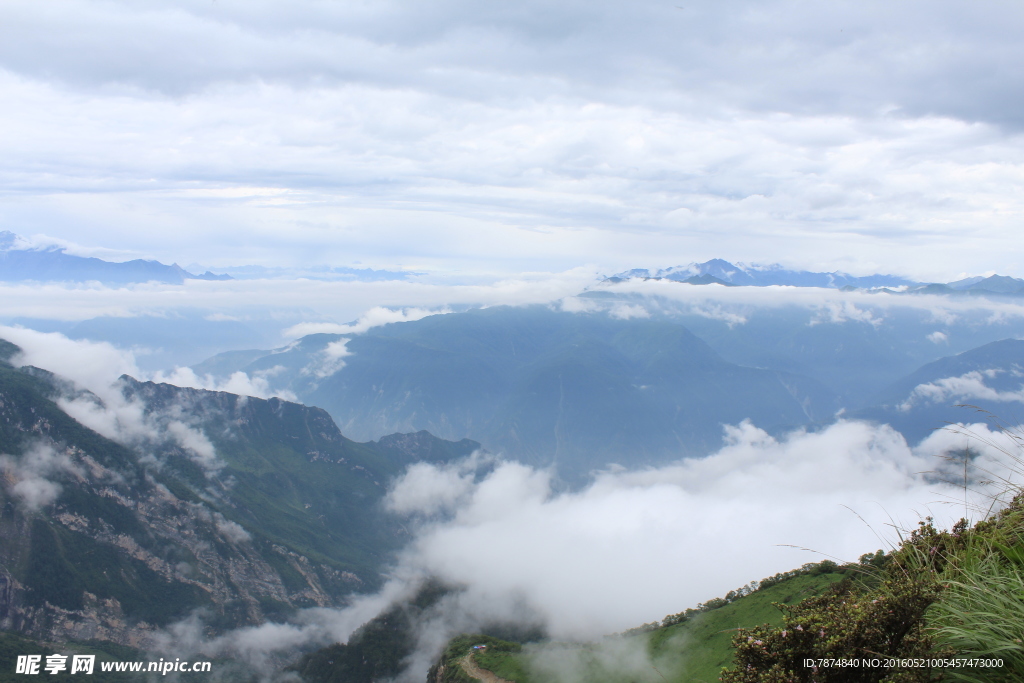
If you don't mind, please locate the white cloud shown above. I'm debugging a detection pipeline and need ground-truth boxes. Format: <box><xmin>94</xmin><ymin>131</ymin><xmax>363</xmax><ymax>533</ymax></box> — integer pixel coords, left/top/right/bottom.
<box><xmin>600</xmin><ymin>278</ymin><xmax>1024</xmax><ymax>327</ymax></box>
<box><xmin>0</xmin><ymin>273</ymin><xmax>598</xmax><ymax>327</ymax></box>
<box><xmin>214</xmin><ymin>515</ymin><xmax>252</xmax><ymax>544</ymax></box>
<box><xmin>686</xmin><ymin>303</ymin><xmax>748</xmax><ymax>327</ymax></box>
<box><xmin>385</xmin><ymin>453</ymin><xmax>488</xmax><ymax>516</ymax></box>
<box><xmin>928</xmin><ymin>330</ymin><xmax>949</xmax><ymax>343</ymax></box>
<box><xmin>1</xmin><ymin>325</ymin><xmax>142</xmax><ymax>389</ymax></box>
<box><xmin>810</xmin><ymin>300</ymin><xmax>882</xmax><ymax>327</ymax></box>
<box><xmin>899</xmin><ymin>369</ymin><xmax>1024</xmax><ymax>410</ymax></box>
<box><xmin>150</xmin><ymin>367</ymin><xmax>297</xmax><ymax>401</ymax></box>
<box><xmin>0</xmin><ymin>441</ymin><xmax>83</xmax><ymax>511</ymax></box>
<box><xmin>380</xmin><ymin>419</ymin><xmax>1013</xmax><ymax>645</ymax></box>
<box><xmin>2</xmin><ymin>1</ymin><xmax>1024</xmax><ymax>279</ymax></box>
<box><xmin>161</xmin><ymin>417</ymin><xmax>1023</xmax><ymax>682</ymax></box>
<box><xmin>608</xmin><ymin>303</ymin><xmax>650</xmax><ymax>320</ymax></box>
<box><xmin>558</xmin><ymin>296</ymin><xmax>601</xmax><ymax>314</ymax></box>
<box><xmin>300</xmin><ymin>339</ymin><xmax>352</xmax><ymax>380</ymax></box>
<box><xmin>186</xmin><ymin>502</ymin><xmax>253</xmax><ymax>545</ymax></box>
<box><xmin>283</xmin><ymin>306</ymin><xmax>449</xmax><ymax>339</ymax></box>
<box><xmin>163</xmin><ymin>420</ymin><xmax>220</xmax><ymax>473</ymax></box>
<box><xmin>0</xmin><ymin>326</ymin><xmax>228</xmax><ymax>475</ymax></box>
<box><xmin>153</xmin><ymin>579</ymin><xmax>417</xmax><ymax>673</ymax></box>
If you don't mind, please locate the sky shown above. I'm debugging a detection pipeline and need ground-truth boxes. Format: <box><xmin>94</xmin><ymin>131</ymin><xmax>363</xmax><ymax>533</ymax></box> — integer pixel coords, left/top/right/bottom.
<box><xmin>2</xmin><ymin>0</ymin><xmax>1024</xmax><ymax>281</ymax></box>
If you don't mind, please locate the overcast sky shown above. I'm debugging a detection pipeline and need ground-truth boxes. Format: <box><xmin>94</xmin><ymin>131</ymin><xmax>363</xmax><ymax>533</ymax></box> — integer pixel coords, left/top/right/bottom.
<box><xmin>2</xmin><ymin>0</ymin><xmax>1023</xmax><ymax>280</ymax></box>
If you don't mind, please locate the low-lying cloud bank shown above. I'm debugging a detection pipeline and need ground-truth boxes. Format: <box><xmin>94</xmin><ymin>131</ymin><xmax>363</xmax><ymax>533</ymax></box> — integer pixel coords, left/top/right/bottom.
<box><xmin>384</xmin><ymin>419</ymin><xmax>1014</xmax><ymax>641</ymax></box>
<box><xmin>0</xmin><ymin>440</ymin><xmax>83</xmax><ymax>511</ymax></box>
<box><xmin>583</xmin><ymin>278</ymin><xmax>1024</xmax><ymax>326</ymax></box>
<box><xmin>0</xmin><ymin>268</ymin><xmax>600</xmax><ymax>324</ymax></box>
<box><xmin>900</xmin><ymin>369</ymin><xmax>1024</xmax><ymax>410</ymax></box>
<box><xmin>154</xmin><ymin>417</ymin><xmax>1022</xmax><ymax>681</ymax></box>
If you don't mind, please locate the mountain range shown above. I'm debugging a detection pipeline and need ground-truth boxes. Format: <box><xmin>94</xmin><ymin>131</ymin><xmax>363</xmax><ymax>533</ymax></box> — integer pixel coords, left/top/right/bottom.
<box><xmin>0</xmin><ymin>231</ymin><xmax>230</xmax><ymax>285</ymax></box>
<box><xmin>0</xmin><ymin>231</ymin><xmax>410</xmax><ymax>285</ymax></box>
<box><xmin>3</xmin><ymin>231</ymin><xmax>1024</xmax><ymax>296</ymax></box>
<box><xmin>609</xmin><ymin>258</ymin><xmax>1024</xmax><ymax>295</ymax></box>
<box><xmin>5</xmin><ymin>293</ymin><xmax>1024</xmax><ymax>679</ymax></box>
<box><xmin>188</xmin><ymin>303</ymin><xmax>1024</xmax><ymax>477</ymax></box>
<box><xmin>192</xmin><ymin>306</ymin><xmax>841</xmax><ymax>477</ymax></box>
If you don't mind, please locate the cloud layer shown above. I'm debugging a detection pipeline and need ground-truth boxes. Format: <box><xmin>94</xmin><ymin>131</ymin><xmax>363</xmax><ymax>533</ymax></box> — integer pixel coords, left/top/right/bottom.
<box><xmin>900</xmin><ymin>369</ymin><xmax>1024</xmax><ymax>410</ymax></box>
<box><xmin>160</xmin><ymin>416</ymin><xmax>1024</xmax><ymax>682</ymax></box>
<box><xmin>385</xmin><ymin>419</ymin><xmax>1015</xmax><ymax>641</ymax></box>
<box><xmin>2</xmin><ymin>1</ymin><xmax>1024</xmax><ymax>277</ymax></box>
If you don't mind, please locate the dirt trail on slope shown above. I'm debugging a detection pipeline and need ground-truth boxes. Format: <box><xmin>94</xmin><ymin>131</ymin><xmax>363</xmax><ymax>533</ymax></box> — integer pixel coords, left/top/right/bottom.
<box><xmin>459</xmin><ymin>653</ymin><xmax>516</xmax><ymax>683</ymax></box>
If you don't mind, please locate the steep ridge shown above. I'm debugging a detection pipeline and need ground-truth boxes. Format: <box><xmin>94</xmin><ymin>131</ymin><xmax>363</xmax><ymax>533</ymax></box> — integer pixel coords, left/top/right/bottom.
<box><xmin>0</xmin><ymin>345</ymin><xmax>478</xmax><ymax>646</ymax></box>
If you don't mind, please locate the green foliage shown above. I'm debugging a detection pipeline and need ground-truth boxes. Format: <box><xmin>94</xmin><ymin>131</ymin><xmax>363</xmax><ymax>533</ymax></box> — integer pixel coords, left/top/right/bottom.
<box><xmin>21</xmin><ymin>518</ymin><xmax>207</xmax><ymax>624</ymax></box>
<box><xmin>927</xmin><ymin>500</ymin><xmax>1024</xmax><ymax>682</ymax></box>
<box><xmin>425</xmin><ymin>569</ymin><xmax>847</xmax><ymax>683</ymax></box>
<box><xmin>123</xmin><ymin>378</ymin><xmax>480</xmax><ymax>588</ymax></box>
<box><xmin>930</xmin><ymin>553</ymin><xmax>1024</xmax><ymax>682</ymax></box>
<box><xmin>649</xmin><ymin>571</ymin><xmax>846</xmax><ymax>682</ymax></box>
<box><xmin>659</xmin><ymin>560</ymin><xmax>844</xmax><ymax>629</ymax></box>
<box><xmin>718</xmin><ymin>508</ymin><xmax>1024</xmax><ymax>683</ymax></box>
<box><xmin>428</xmin><ymin>634</ymin><xmax>524</xmax><ymax>683</ymax></box>
<box><xmin>476</xmin><ymin>645</ymin><xmax>531</xmax><ymax>681</ymax></box>
<box><xmin>0</xmin><ymin>365</ymin><xmax>143</xmax><ymax>480</ymax></box>
<box><xmin>0</xmin><ymin>359</ymin><xmax>481</xmax><ymax>642</ymax></box>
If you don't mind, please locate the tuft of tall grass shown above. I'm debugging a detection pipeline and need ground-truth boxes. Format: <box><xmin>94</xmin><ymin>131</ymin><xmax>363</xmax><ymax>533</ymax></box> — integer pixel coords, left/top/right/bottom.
<box><xmin>930</xmin><ymin>552</ymin><xmax>1024</xmax><ymax>682</ymax></box>
<box><xmin>925</xmin><ymin>413</ymin><xmax>1024</xmax><ymax>681</ymax></box>
<box><xmin>922</xmin><ymin>500</ymin><xmax>1024</xmax><ymax>682</ymax></box>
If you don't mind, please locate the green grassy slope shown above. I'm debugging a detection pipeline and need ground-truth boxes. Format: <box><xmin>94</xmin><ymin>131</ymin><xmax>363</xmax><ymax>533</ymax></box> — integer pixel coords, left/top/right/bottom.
<box><xmin>430</xmin><ymin>568</ymin><xmax>846</xmax><ymax>683</ymax></box>
<box><xmin>429</xmin><ymin>634</ymin><xmax>525</xmax><ymax>683</ymax></box>
<box><xmin>723</xmin><ymin>499</ymin><xmax>1024</xmax><ymax>682</ymax></box>
<box><xmin>648</xmin><ymin>571</ymin><xmax>844</xmax><ymax>682</ymax></box>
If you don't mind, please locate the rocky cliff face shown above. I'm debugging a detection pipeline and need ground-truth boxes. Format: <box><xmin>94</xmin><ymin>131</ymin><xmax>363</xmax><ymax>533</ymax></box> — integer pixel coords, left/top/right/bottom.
<box><xmin>0</xmin><ymin>352</ymin><xmax>479</xmax><ymax>648</ymax></box>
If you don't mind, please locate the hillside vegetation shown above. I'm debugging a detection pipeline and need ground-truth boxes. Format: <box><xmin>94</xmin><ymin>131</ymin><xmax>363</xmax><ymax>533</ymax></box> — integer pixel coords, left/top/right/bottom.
<box><xmin>722</xmin><ymin>494</ymin><xmax>1024</xmax><ymax>682</ymax></box>
<box><xmin>428</xmin><ymin>562</ymin><xmax>848</xmax><ymax>683</ymax></box>
<box><xmin>430</xmin><ymin>489</ymin><xmax>1024</xmax><ymax>683</ymax></box>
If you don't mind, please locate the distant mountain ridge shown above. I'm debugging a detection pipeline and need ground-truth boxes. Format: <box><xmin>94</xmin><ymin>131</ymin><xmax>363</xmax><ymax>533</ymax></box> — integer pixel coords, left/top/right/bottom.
<box><xmin>609</xmin><ymin>258</ymin><xmax>917</xmax><ymax>289</ymax></box>
<box><xmin>0</xmin><ymin>231</ymin><xmax>231</xmax><ymax>284</ymax></box>
<box><xmin>191</xmin><ymin>305</ymin><xmax>843</xmax><ymax>477</ymax></box>
<box><xmin>609</xmin><ymin>259</ymin><xmax>1024</xmax><ymax>295</ymax></box>
<box><xmin>855</xmin><ymin>338</ymin><xmax>1024</xmax><ymax>442</ymax></box>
